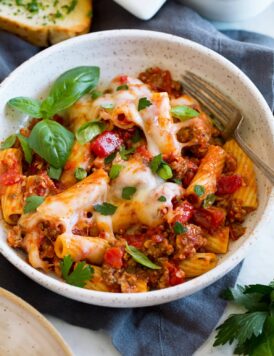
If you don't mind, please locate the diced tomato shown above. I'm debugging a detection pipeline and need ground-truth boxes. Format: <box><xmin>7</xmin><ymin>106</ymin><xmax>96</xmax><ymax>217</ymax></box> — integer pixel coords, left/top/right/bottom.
<box><xmin>167</xmin><ymin>263</ymin><xmax>185</xmax><ymax>286</ymax></box>
<box><xmin>172</xmin><ymin>201</ymin><xmax>194</xmax><ymax>224</ymax></box>
<box><xmin>123</xmin><ymin>234</ymin><xmax>145</xmax><ymax>249</ymax></box>
<box><xmin>90</xmin><ymin>131</ymin><xmax>122</xmax><ymax>158</ymax></box>
<box><xmin>118</xmin><ymin>75</ymin><xmax>128</xmax><ymax>84</ymax></box>
<box><xmin>216</xmin><ymin>174</ymin><xmax>243</xmax><ymax>196</ymax></box>
<box><xmin>136</xmin><ymin>145</ymin><xmax>152</xmax><ymax>161</ymax></box>
<box><xmin>0</xmin><ymin>171</ymin><xmax>21</xmax><ymax>186</ymax></box>
<box><xmin>192</xmin><ymin>207</ymin><xmax>226</xmax><ymax>231</ymax></box>
<box><xmin>104</xmin><ymin>247</ymin><xmax>124</xmax><ymax>269</ymax></box>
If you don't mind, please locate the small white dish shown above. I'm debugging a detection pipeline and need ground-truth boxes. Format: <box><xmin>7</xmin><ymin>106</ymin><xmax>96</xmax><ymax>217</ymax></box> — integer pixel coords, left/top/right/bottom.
<box><xmin>178</xmin><ymin>0</ymin><xmax>274</xmax><ymax>22</ymax></box>
<box><xmin>113</xmin><ymin>0</ymin><xmax>166</xmax><ymax>20</ymax></box>
<box><xmin>0</xmin><ymin>288</ymin><xmax>72</xmax><ymax>356</ymax></box>
<box><xmin>0</xmin><ymin>29</ymin><xmax>273</xmax><ymax>307</ymax></box>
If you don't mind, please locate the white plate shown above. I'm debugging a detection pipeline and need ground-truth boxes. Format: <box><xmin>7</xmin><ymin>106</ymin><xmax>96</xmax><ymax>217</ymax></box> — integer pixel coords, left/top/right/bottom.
<box><xmin>0</xmin><ymin>30</ymin><xmax>273</xmax><ymax>307</ymax></box>
<box><xmin>0</xmin><ymin>288</ymin><xmax>72</xmax><ymax>356</ymax></box>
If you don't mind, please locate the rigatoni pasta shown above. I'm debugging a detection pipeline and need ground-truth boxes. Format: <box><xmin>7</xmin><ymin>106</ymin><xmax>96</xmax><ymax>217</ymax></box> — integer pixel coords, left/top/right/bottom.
<box><xmin>1</xmin><ymin>66</ymin><xmax>257</xmax><ymax>293</ymax></box>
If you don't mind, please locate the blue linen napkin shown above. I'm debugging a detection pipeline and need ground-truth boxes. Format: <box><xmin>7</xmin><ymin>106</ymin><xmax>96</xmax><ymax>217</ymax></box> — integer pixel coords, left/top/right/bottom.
<box><xmin>0</xmin><ymin>1</ymin><xmax>274</xmax><ymax>355</ymax></box>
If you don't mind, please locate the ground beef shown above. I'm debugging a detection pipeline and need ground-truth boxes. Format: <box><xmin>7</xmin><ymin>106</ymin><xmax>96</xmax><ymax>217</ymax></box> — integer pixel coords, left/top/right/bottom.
<box><xmin>223</xmin><ymin>153</ymin><xmax>238</xmax><ymax>174</ymax></box>
<box><xmin>226</xmin><ymin>199</ymin><xmax>248</xmax><ymax>223</ymax></box>
<box><xmin>229</xmin><ymin>223</ymin><xmax>246</xmax><ymax>240</ymax></box>
<box><xmin>7</xmin><ymin>226</ymin><xmax>23</xmax><ymax>248</ymax></box>
<box><xmin>174</xmin><ymin>224</ymin><xmax>206</xmax><ymax>260</ymax></box>
<box><xmin>138</xmin><ymin>67</ymin><xmax>182</xmax><ymax>98</ymax></box>
<box><xmin>143</xmin><ymin>238</ymin><xmax>174</xmax><ymax>259</ymax></box>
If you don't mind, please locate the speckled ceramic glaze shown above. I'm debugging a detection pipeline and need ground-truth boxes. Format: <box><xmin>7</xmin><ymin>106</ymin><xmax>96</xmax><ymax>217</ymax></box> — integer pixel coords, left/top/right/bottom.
<box><xmin>0</xmin><ymin>288</ymin><xmax>72</xmax><ymax>355</ymax></box>
<box><xmin>0</xmin><ymin>30</ymin><xmax>273</xmax><ymax>307</ymax></box>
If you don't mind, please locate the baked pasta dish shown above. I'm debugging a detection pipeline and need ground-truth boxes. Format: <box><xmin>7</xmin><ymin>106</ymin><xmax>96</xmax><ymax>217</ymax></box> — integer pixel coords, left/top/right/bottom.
<box><xmin>0</xmin><ymin>66</ymin><xmax>257</xmax><ymax>293</ymax></box>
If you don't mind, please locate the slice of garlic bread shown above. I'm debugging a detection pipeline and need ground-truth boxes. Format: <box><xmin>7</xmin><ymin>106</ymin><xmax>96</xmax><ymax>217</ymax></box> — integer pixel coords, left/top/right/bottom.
<box><xmin>0</xmin><ymin>0</ymin><xmax>92</xmax><ymax>47</ymax></box>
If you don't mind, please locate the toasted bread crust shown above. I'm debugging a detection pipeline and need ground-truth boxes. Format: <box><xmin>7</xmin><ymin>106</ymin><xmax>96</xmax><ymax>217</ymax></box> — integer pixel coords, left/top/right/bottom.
<box><xmin>0</xmin><ymin>1</ymin><xmax>92</xmax><ymax>47</ymax></box>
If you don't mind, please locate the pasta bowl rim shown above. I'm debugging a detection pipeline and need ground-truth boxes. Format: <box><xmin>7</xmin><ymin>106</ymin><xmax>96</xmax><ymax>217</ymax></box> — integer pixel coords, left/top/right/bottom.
<box><xmin>0</xmin><ymin>29</ymin><xmax>273</xmax><ymax>307</ymax></box>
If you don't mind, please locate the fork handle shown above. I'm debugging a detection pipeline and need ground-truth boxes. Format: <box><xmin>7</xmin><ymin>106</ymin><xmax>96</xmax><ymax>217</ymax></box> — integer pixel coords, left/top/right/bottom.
<box><xmin>234</xmin><ymin>129</ymin><xmax>274</xmax><ymax>185</ymax></box>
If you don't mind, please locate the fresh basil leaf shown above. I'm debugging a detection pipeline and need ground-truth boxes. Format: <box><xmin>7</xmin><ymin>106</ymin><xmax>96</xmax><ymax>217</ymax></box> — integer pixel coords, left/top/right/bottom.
<box><xmin>109</xmin><ymin>164</ymin><xmax>123</xmax><ymax>180</ymax></box>
<box><xmin>122</xmin><ymin>186</ymin><xmax>137</xmax><ymax>200</ymax></box>
<box><xmin>28</xmin><ymin>120</ymin><xmax>74</xmax><ymax>169</ymax></box>
<box><xmin>157</xmin><ymin>163</ymin><xmax>173</xmax><ymax>180</ymax></box>
<box><xmin>203</xmin><ymin>193</ymin><xmax>216</xmax><ymax>208</ymax></box>
<box><xmin>194</xmin><ymin>185</ymin><xmax>205</xmax><ymax>197</ymax></box>
<box><xmin>48</xmin><ymin>166</ymin><xmax>62</xmax><ymax>180</ymax></box>
<box><xmin>60</xmin><ymin>255</ymin><xmax>94</xmax><ymax>288</ymax></box>
<box><xmin>104</xmin><ymin>152</ymin><xmax>117</xmax><ymax>165</ymax></box>
<box><xmin>1</xmin><ymin>135</ymin><xmax>16</xmax><ymax>150</ymax></box>
<box><xmin>93</xmin><ymin>202</ymin><xmax>117</xmax><ymax>216</ymax></box>
<box><xmin>74</xmin><ymin>167</ymin><xmax>87</xmax><ymax>181</ymax></box>
<box><xmin>91</xmin><ymin>90</ymin><xmax>102</xmax><ymax>100</ymax></box>
<box><xmin>76</xmin><ymin>121</ymin><xmax>105</xmax><ymax>145</ymax></box>
<box><xmin>125</xmin><ymin>243</ymin><xmax>161</xmax><ymax>270</ymax></box>
<box><xmin>119</xmin><ymin>146</ymin><xmax>135</xmax><ymax>160</ymax></box>
<box><xmin>17</xmin><ymin>134</ymin><xmax>32</xmax><ymax>164</ymax></box>
<box><xmin>170</xmin><ymin>105</ymin><xmax>199</xmax><ymax>121</ymax></box>
<box><xmin>173</xmin><ymin>221</ymin><xmax>188</xmax><ymax>235</ymax></box>
<box><xmin>158</xmin><ymin>195</ymin><xmax>166</xmax><ymax>202</ymax></box>
<box><xmin>150</xmin><ymin>154</ymin><xmax>163</xmax><ymax>173</ymax></box>
<box><xmin>41</xmin><ymin>66</ymin><xmax>100</xmax><ymax>117</ymax></box>
<box><xmin>24</xmin><ymin>195</ymin><xmax>45</xmax><ymax>213</ymax></box>
<box><xmin>138</xmin><ymin>97</ymin><xmax>152</xmax><ymax>111</ymax></box>
<box><xmin>8</xmin><ymin>97</ymin><xmax>42</xmax><ymax>118</ymax></box>
<box><xmin>116</xmin><ymin>84</ymin><xmax>129</xmax><ymax>91</ymax></box>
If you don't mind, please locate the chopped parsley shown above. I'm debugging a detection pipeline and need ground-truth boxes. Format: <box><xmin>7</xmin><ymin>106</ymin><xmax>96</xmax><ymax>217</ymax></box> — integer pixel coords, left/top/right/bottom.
<box><xmin>109</xmin><ymin>164</ymin><xmax>123</xmax><ymax>180</ymax></box>
<box><xmin>194</xmin><ymin>185</ymin><xmax>205</xmax><ymax>197</ymax></box>
<box><xmin>116</xmin><ymin>84</ymin><xmax>129</xmax><ymax>91</ymax></box>
<box><xmin>23</xmin><ymin>195</ymin><xmax>45</xmax><ymax>213</ymax></box>
<box><xmin>74</xmin><ymin>167</ymin><xmax>87</xmax><ymax>181</ymax></box>
<box><xmin>93</xmin><ymin>202</ymin><xmax>117</xmax><ymax>216</ymax></box>
<box><xmin>158</xmin><ymin>195</ymin><xmax>167</xmax><ymax>202</ymax></box>
<box><xmin>173</xmin><ymin>221</ymin><xmax>188</xmax><ymax>235</ymax></box>
<box><xmin>138</xmin><ymin>97</ymin><xmax>152</xmax><ymax>111</ymax></box>
<box><xmin>60</xmin><ymin>255</ymin><xmax>93</xmax><ymax>288</ymax></box>
<box><xmin>122</xmin><ymin>186</ymin><xmax>137</xmax><ymax>200</ymax></box>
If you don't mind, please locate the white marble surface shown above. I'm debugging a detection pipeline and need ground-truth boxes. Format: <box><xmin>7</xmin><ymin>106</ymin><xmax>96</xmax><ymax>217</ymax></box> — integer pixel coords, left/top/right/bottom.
<box><xmin>46</xmin><ymin>4</ymin><xmax>274</xmax><ymax>355</ymax></box>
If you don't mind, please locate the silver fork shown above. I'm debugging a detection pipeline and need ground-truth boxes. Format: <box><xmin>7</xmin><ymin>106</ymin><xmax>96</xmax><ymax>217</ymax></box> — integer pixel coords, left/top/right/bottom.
<box><xmin>181</xmin><ymin>71</ymin><xmax>274</xmax><ymax>185</ymax></box>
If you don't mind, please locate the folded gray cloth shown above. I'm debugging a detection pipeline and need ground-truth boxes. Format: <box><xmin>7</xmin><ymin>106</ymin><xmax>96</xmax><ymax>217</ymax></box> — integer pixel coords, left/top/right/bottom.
<box><xmin>0</xmin><ymin>1</ymin><xmax>273</xmax><ymax>356</ymax></box>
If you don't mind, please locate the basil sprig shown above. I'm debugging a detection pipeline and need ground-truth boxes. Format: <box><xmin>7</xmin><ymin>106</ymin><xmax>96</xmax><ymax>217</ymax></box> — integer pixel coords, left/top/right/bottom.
<box><xmin>170</xmin><ymin>105</ymin><xmax>199</xmax><ymax>121</ymax></box>
<box><xmin>7</xmin><ymin>66</ymin><xmax>100</xmax><ymax>169</ymax></box>
<box><xmin>17</xmin><ymin>134</ymin><xmax>33</xmax><ymax>164</ymax></box>
<box><xmin>76</xmin><ymin>121</ymin><xmax>105</xmax><ymax>145</ymax></box>
<box><xmin>1</xmin><ymin>135</ymin><xmax>16</xmax><ymax>150</ymax></box>
<box><xmin>125</xmin><ymin>244</ymin><xmax>161</xmax><ymax>270</ymax></box>
<box><xmin>8</xmin><ymin>67</ymin><xmax>100</xmax><ymax>119</ymax></box>
<box><xmin>28</xmin><ymin>120</ymin><xmax>74</xmax><ymax>168</ymax></box>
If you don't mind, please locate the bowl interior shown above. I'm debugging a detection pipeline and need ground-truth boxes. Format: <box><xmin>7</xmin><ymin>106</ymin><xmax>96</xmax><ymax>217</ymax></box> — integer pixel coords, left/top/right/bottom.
<box><xmin>0</xmin><ymin>30</ymin><xmax>273</xmax><ymax>307</ymax></box>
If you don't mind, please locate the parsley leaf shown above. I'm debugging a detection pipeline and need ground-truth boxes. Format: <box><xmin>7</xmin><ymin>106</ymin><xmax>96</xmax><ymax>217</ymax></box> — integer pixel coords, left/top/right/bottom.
<box><xmin>60</xmin><ymin>255</ymin><xmax>93</xmax><ymax>288</ymax></box>
<box><xmin>170</xmin><ymin>105</ymin><xmax>199</xmax><ymax>121</ymax></box>
<box><xmin>150</xmin><ymin>154</ymin><xmax>163</xmax><ymax>173</ymax></box>
<box><xmin>194</xmin><ymin>184</ymin><xmax>205</xmax><ymax>197</ymax></box>
<box><xmin>214</xmin><ymin>312</ymin><xmax>268</xmax><ymax>347</ymax></box>
<box><xmin>158</xmin><ymin>195</ymin><xmax>167</xmax><ymax>202</ymax></box>
<box><xmin>138</xmin><ymin>97</ymin><xmax>152</xmax><ymax>111</ymax></box>
<box><xmin>119</xmin><ymin>145</ymin><xmax>135</xmax><ymax>160</ymax></box>
<box><xmin>24</xmin><ymin>195</ymin><xmax>45</xmax><ymax>213</ymax></box>
<box><xmin>93</xmin><ymin>202</ymin><xmax>117</xmax><ymax>215</ymax></box>
<box><xmin>74</xmin><ymin>167</ymin><xmax>87</xmax><ymax>181</ymax></box>
<box><xmin>125</xmin><ymin>243</ymin><xmax>161</xmax><ymax>270</ymax></box>
<box><xmin>104</xmin><ymin>152</ymin><xmax>116</xmax><ymax>164</ymax></box>
<box><xmin>150</xmin><ymin>154</ymin><xmax>173</xmax><ymax>180</ymax></box>
<box><xmin>122</xmin><ymin>186</ymin><xmax>137</xmax><ymax>200</ymax></box>
<box><xmin>173</xmin><ymin>222</ymin><xmax>188</xmax><ymax>235</ymax></box>
<box><xmin>116</xmin><ymin>84</ymin><xmax>129</xmax><ymax>91</ymax></box>
<box><xmin>109</xmin><ymin>164</ymin><xmax>123</xmax><ymax>179</ymax></box>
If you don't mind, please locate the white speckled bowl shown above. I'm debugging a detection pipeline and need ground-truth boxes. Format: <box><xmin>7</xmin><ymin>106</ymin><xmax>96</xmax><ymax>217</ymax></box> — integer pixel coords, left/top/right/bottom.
<box><xmin>0</xmin><ymin>30</ymin><xmax>273</xmax><ymax>307</ymax></box>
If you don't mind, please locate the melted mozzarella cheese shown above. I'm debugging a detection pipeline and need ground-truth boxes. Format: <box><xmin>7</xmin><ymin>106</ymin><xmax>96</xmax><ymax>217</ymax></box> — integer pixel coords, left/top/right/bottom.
<box><xmin>110</xmin><ymin>159</ymin><xmax>184</xmax><ymax>231</ymax></box>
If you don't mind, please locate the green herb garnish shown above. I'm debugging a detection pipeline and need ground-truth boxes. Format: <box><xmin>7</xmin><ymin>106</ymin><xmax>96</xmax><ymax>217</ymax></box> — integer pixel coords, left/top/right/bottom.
<box><xmin>203</xmin><ymin>193</ymin><xmax>216</xmax><ymax>208</ymax></box>
<box><xmin>24</xmin><ymin>195</ymin><xmax>45</xmax><ymax>213</ymax></box>
<box><xmin>48</xmin><ymin>166</ymin><xmax>62</xmax><ymax>180</ymax></box>
<box><xmin>125</xmin><ymin>243</ymin><xmax>161</xmax><ymax>270</ymax></box>
<box><xmin>194</xmin><ymin>185</ymin><xmax>205</xmax><ymax>197</ymax></box>
<box><xmin>17</xmin><ymin>134</ymin><xmax>32</xmax><ymax>164</ymax></box>
<box><xmin>214</xmin><ymin>281</ymin><xmax>274</xmax><ymax>355</ymax></box>
<box><xmin>109</xmin><ymin>164</ymin><xmax>123</xmax><ymax>180</ymax></box>
<box><xmin>1</xmin><ymin>135</ymin><xmax>16</xmax><ymax>150</ymax></box>
<box><xmin>119</xmin><ymin>146</ymin><xmax>135</xmax><ymax>161</ymax></box>
<box><xmin>74</xmin><ymin>167</ymin><xmax>87</xmax><ymax>181</ymax></box>
<box><xmin>150</xmin><ymin>154</ymin><xmax>173</xmax><ymax>180</ymax></box>
<box><xmin>158</xmin><ymin>196</ymin><xmax>167</xmax><ymax>202</ymax></box>
<box><xmin>91</xmin><ymin>90</ymin><xmax>102</xmax><ymax>100</ymax></box>
<box><xmin>76</xmin><ymin>121</ymin><xmax>105</xmax><ymax>145</ymax></box>
<box><xmin>122</xmin><ymin>187</ymin><xmax>137</xmax><ymax>200</ymax></box>
<box><xmin>131</xmin><ymin>128</ymin><xmax>143</xmax><ymax>143</ymax></box>
<box><xmin>138</xmin><ymin>97</ymin><xmax>152</xmax><ymax>111</ymax></box>
<box><xmin>116</xmin><ymin>84</ymin><xmax>129</xmax><ymax>91</ymax></box>
<box><xmin>170</xmin><ymin>105</ymin><xmax>199</xmax><ymax>121</ymax></box>
<box><xmin>173</xmin><ymin>222</ymin><xmax>188</xmax><ymax>235</ymax></box>
<box><xmin>93</xmin><ymin>202</ymin><xmax>117</xmax><ymax>216</ymax></box>
<box><xmin>60</xmin><ymin>255</ymin><xmax>93</xmax><ymax>288</ymax></box>
<box><xmin>104</xmin><ymin>152</ymin><xmax>117</xmax><ymax>164</ymax></box>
